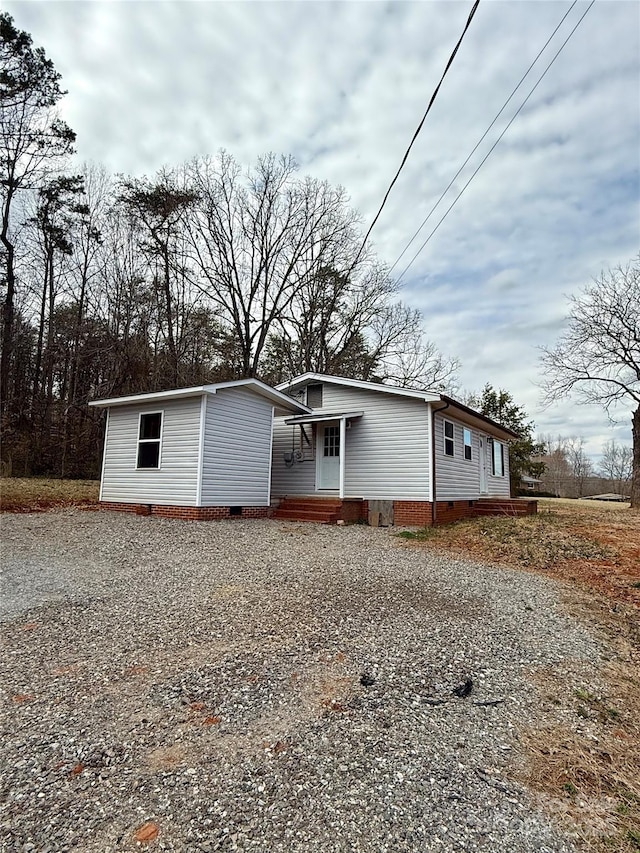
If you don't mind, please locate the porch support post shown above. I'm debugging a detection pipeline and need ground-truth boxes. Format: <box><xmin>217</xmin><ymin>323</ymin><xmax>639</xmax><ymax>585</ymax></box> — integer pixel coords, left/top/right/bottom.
<box><xmin>339</xmin><ymin>416</ymin><xmax>346</xmax><ymax>499</ymax></box>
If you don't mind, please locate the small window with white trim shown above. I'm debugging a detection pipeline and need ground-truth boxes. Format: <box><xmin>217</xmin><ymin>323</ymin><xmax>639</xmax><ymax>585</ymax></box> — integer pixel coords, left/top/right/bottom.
<box><xmin>463</xmin><ymin>427</ymin><xmax>472</xmax><ymax>461</ymax></box>
<box><xmin>306</xmin><ymin>384</ymin><xmax>323</xmax><ymax>408</ymax></box>
<box><xmin>444</xmin><ymin>420</ymin><xmax>454</xmax><ymax>457</ymax></box>
<box><xmin>491</xmin><ymin>439</ymin><xmax>505</xmax><ymax>477</ymax></box>
<box><xmin>137</xmin><ymin>412</ymin><xmax>162</xmax><ymax>469</ymax></box>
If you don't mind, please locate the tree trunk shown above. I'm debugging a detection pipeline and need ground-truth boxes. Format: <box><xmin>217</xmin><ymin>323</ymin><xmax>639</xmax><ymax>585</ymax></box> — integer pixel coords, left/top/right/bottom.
<box><xmin>631</xmin><ymin>404</ymin><xmax>640</xmax><ymax>509</ymax></box>
<box><xmin>0</xmin><ymin>191</ymin><xmax>16</xmax><ymax>415</ymax></box>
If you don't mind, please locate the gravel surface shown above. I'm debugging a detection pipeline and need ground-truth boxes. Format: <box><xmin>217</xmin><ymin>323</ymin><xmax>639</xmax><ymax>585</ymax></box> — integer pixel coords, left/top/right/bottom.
<box><xmin>0</xmin><ymin>509</ymin><xmax>602</xmax><ymax>852</ymax></box>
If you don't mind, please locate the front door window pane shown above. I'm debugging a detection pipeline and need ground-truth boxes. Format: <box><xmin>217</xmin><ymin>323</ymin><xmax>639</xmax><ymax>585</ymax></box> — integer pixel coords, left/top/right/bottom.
<box><xmin>324</xmin><ymin>426</ymin><xmax>340</xmax><ymax>457</ymax></box>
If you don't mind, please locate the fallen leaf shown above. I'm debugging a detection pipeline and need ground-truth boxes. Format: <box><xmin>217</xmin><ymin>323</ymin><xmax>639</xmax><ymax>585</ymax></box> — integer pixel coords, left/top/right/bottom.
<box><xmin>22</xmin><ymin>623</ymin><xmax>38</xmax><ymax>631</ymax></box>
<box><xmin>134</xmin><ymin>821</ymin><xmax>159</xmax><ymax>843</ymax></box>
<box><xmin>125</xmin><ymin>665</ymin><xmax>148</xmax><ymax>676</ymax></box>
<box><xmin>69</xmin><ymin>763</ymin><xmax>84</xmax><ymax>776</ymax></box>
<box><xmin>203</xmin><ymin>715</ymin><xmax>221</xmax><ymax>725</ymax></box>
<box><xmin>12</xmin><ymin>694</ymin><xmax>35</xmax><ymax>703</ymax></box>
<box><xmin>53</xmin><ymin>664</ymin><xmax>79</xmax><ymax>675</ymax></box>
<box><xmin>321</xmin><ymin>698</ymin><xmax>347</xmax><ymax>713</ymax></box>
<box><xmin>611</xmin><ymin>728</ymin><xmax>630</xmax><ymax>740</ymax></box>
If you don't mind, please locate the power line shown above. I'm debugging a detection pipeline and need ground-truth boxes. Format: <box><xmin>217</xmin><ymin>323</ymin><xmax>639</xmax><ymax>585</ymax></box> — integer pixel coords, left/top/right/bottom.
<box><xmin>388</xmin><ymin>0</ymin><xmax>578</xmax><ymax>276</ymax></box>
<box><xmin>395</xmin><ymin>0</ymin><xmax>595</xmax><ymax>285</ymax></box>
<box><xmin>349</xmin><ymin>0</ymin><xmax>481</xmax><ymax>273</ymax></box>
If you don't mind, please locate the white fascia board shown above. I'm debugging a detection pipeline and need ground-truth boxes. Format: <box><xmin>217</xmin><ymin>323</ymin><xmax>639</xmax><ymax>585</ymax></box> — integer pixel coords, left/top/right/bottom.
<box><xmin>89</xmin><ymin>378</ymin><xmax>310</xmax><ymax>414</ymax></box>
<box><xmin>219</xmin><ymin>378</ymin><xmax>311</xmax><ymax>413</ymax></box>
<box><xmin>89</xmin><ymin>386</ymin><xmax>210</xmax><ymax>408</ymax></box>
<box><xmin>276</xmin><ymin>373</ymin><xmax>441</xmax><ymax>403</ymax></box>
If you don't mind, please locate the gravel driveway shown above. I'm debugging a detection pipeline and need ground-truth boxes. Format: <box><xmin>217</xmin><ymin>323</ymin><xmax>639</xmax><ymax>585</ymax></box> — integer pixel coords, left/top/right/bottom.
<box><xmin>1</xmin><ymin>510</ymin><xmax>600</xmax><ymax>852</ymax></box>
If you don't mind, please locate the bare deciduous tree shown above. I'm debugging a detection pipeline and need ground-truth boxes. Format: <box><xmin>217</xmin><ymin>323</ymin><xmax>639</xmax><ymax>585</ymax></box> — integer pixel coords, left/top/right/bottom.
<box><xmin>565</xmin><ymin>436</ymin><xmax>593</xmax><ymax>498</ymax></box>
<box><xmin>537</xmin><ymin>433</ymin><xmax>571</xmax><ymax>496</ymax></box>
<box><xmin>540</xmin><ymin>256</ymin><xmax>640</xmax><ymax>507</ymax></box>
<box><xmin>185</xmin><ymin>152</ymin><xmax>359</xmax><ymax>377</ymax></box>
<box><xmin>599</xmin><ymin>439</ymin><xmax>632</xmax><ymax>497</ymax></box>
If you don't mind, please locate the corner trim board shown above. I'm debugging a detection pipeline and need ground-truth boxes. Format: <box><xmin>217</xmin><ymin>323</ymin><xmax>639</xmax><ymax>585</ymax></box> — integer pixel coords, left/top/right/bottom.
<box><xmin>196</xmin><ymin>393</ymin><xmax>206</xmax><ymax>506</ymax></box>
<box><xmin>99</xmin><ymin>408</ymin><xmax>109</xmax><ymax>502</ymax></box>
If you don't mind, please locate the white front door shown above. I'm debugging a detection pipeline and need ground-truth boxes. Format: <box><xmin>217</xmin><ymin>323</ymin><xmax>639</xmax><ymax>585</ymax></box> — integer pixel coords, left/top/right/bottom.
<box><xmin>316</xmin><ymin>423</ymin><xmax>340</xmax><ymax>490</ymax></box>
<box><xmin>479</xmin><ymin>435</ymin><xmax>488</xmax><ymax>494</ymax></box>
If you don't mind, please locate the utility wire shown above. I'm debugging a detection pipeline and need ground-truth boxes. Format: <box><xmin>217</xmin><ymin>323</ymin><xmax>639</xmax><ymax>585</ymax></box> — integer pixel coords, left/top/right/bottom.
<box><xmin>388</xmin><ymin>0</ymin><xmax>578</xmax><ymax>276</ymax></box>
<box><xmin>349</xmin><ymin>0</ymin><xmax>481</xmax><ymax>273</ymax></box>
<box><xmin>395</xmin><ymin>0</ymin><xmax>595</xmax><ymax>285</ymax></box>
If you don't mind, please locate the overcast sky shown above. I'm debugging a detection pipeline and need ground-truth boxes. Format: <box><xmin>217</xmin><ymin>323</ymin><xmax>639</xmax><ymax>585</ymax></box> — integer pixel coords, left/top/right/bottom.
<box><xmin>6</xmin><ymin>0</ymin><xmax>639</xmax><ymax>460</ymax></box>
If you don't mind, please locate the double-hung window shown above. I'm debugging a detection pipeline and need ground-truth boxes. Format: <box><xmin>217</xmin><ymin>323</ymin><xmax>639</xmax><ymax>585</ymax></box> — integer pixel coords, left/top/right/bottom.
<box><xmin>444</xmin><ymin>420</ymin><xmax>455</xmax><ymax>457</ymax></box>
<box><xmin>137</xmin><ymin>412</ymin><xmax>162</xmax><ymax>469</ymax></box>
<box><xmin>491</xmin><ymin>439</ymin><xmax>504</xmax><ymax>477</ymax></box>
<box><xmin>463</xmin><ymin>428</ymin><xmax>472</xmax><ymax>461</ymax></box>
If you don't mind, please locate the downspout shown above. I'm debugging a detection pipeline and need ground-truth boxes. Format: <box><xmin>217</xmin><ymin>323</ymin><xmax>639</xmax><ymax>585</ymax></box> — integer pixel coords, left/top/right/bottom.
<box><xmin>430</xmin><ymin>401</ymin><xmax>450</xmax><ymax>527</ymax></box>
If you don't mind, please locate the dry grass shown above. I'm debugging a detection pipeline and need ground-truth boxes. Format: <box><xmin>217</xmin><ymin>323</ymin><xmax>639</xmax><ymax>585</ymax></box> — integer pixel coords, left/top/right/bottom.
<box><xmin>0</xmin><ymin>477</ymin><xmax>100</xmax><ymax>512</ymax></box>
<box><xmin>521</xmin><ymin>602</ymin><xmax>640</xmax><ymax>852</ymax></box>
<box><xmin>399</xmin><ymin>498</ymin><xmax>640</xmax><ymax>851</ymax></box>
<box><xmin>398</xmin><ymin>499</ymin><xmax>640</xmax><ymax>607</ymax></box>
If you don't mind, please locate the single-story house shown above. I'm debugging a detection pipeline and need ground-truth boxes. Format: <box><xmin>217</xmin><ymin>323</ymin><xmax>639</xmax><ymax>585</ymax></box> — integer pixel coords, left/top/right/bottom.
<box><xmin>271</xmin><ymin>373</ymin><xmax>535</xmax><ymax>525</ymax></box>
<box><xmin>520</xmin><ymin>475</ymin><xmax>543</xmax><ymax>491</ymax></box>
<box><xmin>90</xmin><ymin>373</ymin><xmax>536</xmax><ymax>525</ymax></box>
<box><xmin>89</xmin><ymin>379</ymin><xmax>310</xmax><ymax>520</ymax></box>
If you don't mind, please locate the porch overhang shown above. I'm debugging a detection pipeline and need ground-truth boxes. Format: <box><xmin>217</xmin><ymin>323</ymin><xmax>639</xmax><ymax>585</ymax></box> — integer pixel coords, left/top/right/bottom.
<box><xmin>284</xmin><ymin>411</ymin><xmax>364</xmax><ymax>425</ymax></box>
<box><xmin>284</xmin><ymin>411</ymin><xmax>363</xmax><ymax>499</ymax></box>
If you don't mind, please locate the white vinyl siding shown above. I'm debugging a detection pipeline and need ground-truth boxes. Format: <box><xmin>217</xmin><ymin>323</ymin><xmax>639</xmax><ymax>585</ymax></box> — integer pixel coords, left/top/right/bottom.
<box><xmin>272</xmin><ymin>383</ymin><xmax>431</xmax><ymax>500</ymax></box>
<box><xmin>201</xmin><ymin>387</ymin><xmax>273</xmax><ymax>506</ymax></box>
<box><xmin>434</xmin><ymin>414</ymin><xmax>480</xmax><ymax>500</ymax></box>
<box><xmin>271</xmin><ymin>420</ymin><xmax>317</xmax><ymax>496</ymax></box>
<box><xmin>101</xmin><ymin>397</ymin><xmax>201</xmax><ymax>505</ymax></box>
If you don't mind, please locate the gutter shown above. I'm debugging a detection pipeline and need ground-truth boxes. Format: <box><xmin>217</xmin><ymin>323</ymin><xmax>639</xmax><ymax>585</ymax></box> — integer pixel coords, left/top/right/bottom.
<box><xmin>430</xmin><ymin>401</ymin><xmax>450</xmax><ymax>527</ymax></box>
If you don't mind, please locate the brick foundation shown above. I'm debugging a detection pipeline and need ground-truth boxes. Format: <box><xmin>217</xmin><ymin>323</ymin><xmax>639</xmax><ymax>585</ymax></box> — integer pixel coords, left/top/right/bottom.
<box><xmin>100</xmin><ymin>502</ymin><xmax>272</xmax><ymax>521</ymax></box>
<box><xmin>101</xmin><ymin>497</ymin><xmax>536</xmax><ymax>526</ymax></box>
<box><xmin>392</xmin><ymin>500</ymin><xmax>434</xmax><ymax>526</ymax></box>
<box><xmin>393</xmin><ymin>498</ymin><xmax>537</xmax><ymax>527</ymax></box>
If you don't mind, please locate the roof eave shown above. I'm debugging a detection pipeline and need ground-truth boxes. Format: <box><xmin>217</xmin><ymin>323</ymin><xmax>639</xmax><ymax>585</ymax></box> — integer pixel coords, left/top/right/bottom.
<box><xmin>276</xmin><ymin>373</ymin><xmax>441</xmax><ymax>403</ymax></box>
<box><xmin>438</xmin><ymin>395</ymin><xmax>520</xmax><ymax>440</ymax></box>
<box><xmin>89</xmin><ymin>378</ymin><xmax>310</xmax><ymax>414</ymax></box>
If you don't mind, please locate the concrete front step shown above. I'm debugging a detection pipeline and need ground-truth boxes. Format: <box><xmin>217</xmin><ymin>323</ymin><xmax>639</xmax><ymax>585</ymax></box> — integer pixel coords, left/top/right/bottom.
<box><xmin>277</xmin><ymin>500</ymin><xmax>342</xmax><ymax>511</ymax></box>
<box><xmin>274</xmin><ymin>497</ymin><xmax>343</xmax><ymax>523</ymax></box>
<box><xmin>274</xmin><ymin>510</ymin><xmax>337</xmax><ymax>523</ymax></box>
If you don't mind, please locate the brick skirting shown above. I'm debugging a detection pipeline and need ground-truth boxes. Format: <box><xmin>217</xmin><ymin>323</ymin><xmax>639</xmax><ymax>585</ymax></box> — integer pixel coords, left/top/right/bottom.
<box><xmin>393</xmin><ymin>498</ymin><xmax>537</xmax><ymax>527</ymax></box>
<box><xmin>101</xmin><ymin>498</ymin><xmax>535</xmax><ymax>525</ymax></box>
<box><xmin>99</xmin><ymin>502</ymin><xmax>272</xmax><ymax>521</ymax></box>
<box><xmin>392</xmin><ymin>500</ymin><xmax>434</xmax><ymax>526</ymax></box>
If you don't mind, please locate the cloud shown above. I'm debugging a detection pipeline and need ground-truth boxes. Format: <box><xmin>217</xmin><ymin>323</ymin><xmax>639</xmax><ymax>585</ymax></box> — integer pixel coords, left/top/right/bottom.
<box><xmin>5</xmin><ymin>0</ymin><xmax>639</xmax><ymax>455</ymax></box>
